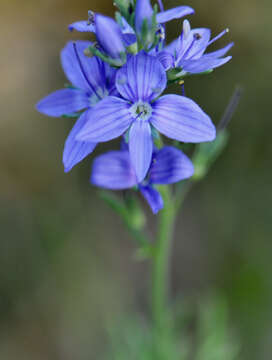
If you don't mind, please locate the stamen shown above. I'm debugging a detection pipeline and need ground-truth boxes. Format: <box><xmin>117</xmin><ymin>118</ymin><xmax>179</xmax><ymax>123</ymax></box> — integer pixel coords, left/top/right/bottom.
<box><xmin>182</xmin><ymin>33</ymin><xmax>201</xmax><ymax>59</ymax></box>
<box><xmin>87</xmin><ymin>10</ymin><xmax>95</xmax><ymax>25</ymax></box>
<box><xmin>157</xmin><ymin>0</ymin><xmax>164</xmax><ymax>12</ymax></box>
<box><xmin>208</xmin><ymin>28</ymin><xmax>229</xmax><ymax>46</ymax></box>
<box><xmin>179</xmin><ymin>80</ymin><xmax>185</xmax><ymax>96</ymax></box>
<box><xmin>73</xmin><ymin>43</ymin><xmax>102</xmax><ymax>99</ymax></box>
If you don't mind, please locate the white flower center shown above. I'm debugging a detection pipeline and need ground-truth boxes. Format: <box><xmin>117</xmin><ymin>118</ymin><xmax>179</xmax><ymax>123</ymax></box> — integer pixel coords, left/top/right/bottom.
<box><xmin>129</xmin><ymin>101</ymin><xmax>153</xmax><ymax>121</ymax></box>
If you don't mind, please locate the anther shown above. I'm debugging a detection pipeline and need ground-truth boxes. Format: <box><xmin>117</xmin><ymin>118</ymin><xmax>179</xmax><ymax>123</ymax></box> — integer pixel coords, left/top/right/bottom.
<box><xmin>194</xmin><ymin>33</ymin><xmax>202</xmax><ymax>40</ymax></box>
<box><xmin>208</xmin><ymin>28</ymin><xmax>230</xmax><ymax>46</ymax></box>
<box><xmin>87</xmin><ymin>10</ymin><xmax>95</xmax><ymax>25</ymax></box>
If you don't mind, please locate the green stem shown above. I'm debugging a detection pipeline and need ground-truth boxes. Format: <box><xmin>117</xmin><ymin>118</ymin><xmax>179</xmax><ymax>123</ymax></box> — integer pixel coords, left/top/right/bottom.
<box><xmin>151</xmin><ymin>185</ymin><xmax>176</xmax><ymax>333</ymax></box>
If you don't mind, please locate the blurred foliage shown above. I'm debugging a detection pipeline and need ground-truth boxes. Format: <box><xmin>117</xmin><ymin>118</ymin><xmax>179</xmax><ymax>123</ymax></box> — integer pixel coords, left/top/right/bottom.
<box><xmin>106</xmin><ymin>295</ymin><xmax>239</xmax><ymax>360</ymax></box>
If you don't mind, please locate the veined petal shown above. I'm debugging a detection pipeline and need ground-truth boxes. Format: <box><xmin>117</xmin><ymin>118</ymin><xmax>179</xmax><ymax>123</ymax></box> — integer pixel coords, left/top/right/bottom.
<box><xmin>63</xmin><ymin>111</ymin><xmax>96</xmax><ymax>172</ymax></box>
<box><xmin>149</xmin><ymin>146</ymin><xmax>194</xmax><ymax>184</ymax></box>
<box><xmin>139</xmin><ymin>185</ymin><xmax>164</xmax><ymax>214</ymax></box>
<box><xmin>151</xmin><ymin>95</ymin><xmax>216</xmax><ymax>143</ymax></box>
<box><xmin>164</xmin><ymin>38</ymin><xmax>179</xmax><ymax>56</ymax></box>
<box><xmin>157</xmin><ymin>51</ymin><xmax>174</xmax><ymax>70</ymax></box>
<box><xmin>185</xmin><ymin>28</ymin><xmax>211</xmax><ymax>59</ymax></box>
<box><xmin>91</xmin><ymin>150</ymin><xmax>137</xmax><ymax>189</ymax></box>
<box><xmin>68</xmin><ymin>21</ymin><xmax>96</xmax><ymax>33</ymax></box>
<box><xmin>129</xmin><ymin>121</ymin><xmax>153</xmax><ymax>182</ymax></box>
<box><xmin>36</xmin><ymin>89</ymin><xmax>89</xmax><ymax>117</ymax></box>
<box><xmin>156</xmin><ymin>6</ymin><xmax>194</xmax><ymax>24</ymax></box>
<box><xmin>203</xmin><ymin>42</ymin><xmax>234</xmax><ymax>59</ymax></box>
<box><xmin>76</xmin><ymin>96</ymin><xmax>132</xmax><ymax>142</ymax></box>
<box><xmin>122</xmin><ymin>34</ymin><xmax>137</xmax><ymax>47</ymax></box>
<box><xmin>135</xmin><ymin>0</ymin><xmax>153</xmax><ymax>33</ymax></box>
<box><xmin>182</xmin><ymin>55</ymin><xmax>232</xmax><ymax>73</ymax></box>
<box><xmin>176</xmin><ymin>28</ymin><xmax>211</xmax><ymax>65</ymax></box>
<box><xmin>61</xmin><ymin>41</ymin><xmax>107</xmax><ymax>94</ymax></box>
<box><xmin>116</xmin><ymin>52</ymin><xmax>167</xmax><ymax>102</ymax></box>
<box><xmin>95</xmin><ymin>14</ymin><xmax>125</xmax><ymax>59</ymax></box>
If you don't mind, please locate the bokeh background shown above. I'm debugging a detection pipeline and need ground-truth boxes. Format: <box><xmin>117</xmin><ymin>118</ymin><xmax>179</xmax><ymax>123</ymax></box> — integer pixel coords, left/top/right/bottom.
<box><xmin>1</xmin><ymin>0</ymin><xmax>271</xmax><ymax>359</ymax></box>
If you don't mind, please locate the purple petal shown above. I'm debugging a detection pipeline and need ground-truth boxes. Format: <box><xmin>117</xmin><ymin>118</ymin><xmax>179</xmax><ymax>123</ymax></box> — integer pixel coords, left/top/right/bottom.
<box><xmin>36</xmin><ymin>89</ymin><xmax>89</xmax><ymax>117</ymax></box>
<box><xmin>61</xmin><ymin>41</ymin><xmax>107</xmax><ymax>94</ymax></box>
<box><xmin>129</xmin><ymin>121</ymin><xmax>153</xmax><ymax>182</ymax></box>
<box><xmin>116</xmin><ymin>52</ymin><xmax>167</xmax><ymax>102</ymax></box>
<box><xmin>157</xmin><ymin>51</ymin><xmax>174</xmax><ymax>70</ymax></box>
<box><xmin>182</xmin><ymin>56</ymin><xmax>232</xmax><ymax>73</ymax></box>
<box><xmin>76</xmin><ymin>96</ymin><xmax>132</xmax><ymax>142</ymax></box>
<box><xmin>119</xmin><ymin>17</ymin><xmax>135</xmax><ymax>34</ymax></box>
<box><xmin>185</xmin><ymin>28</ymin><xmax>211</xmax><ymax>59</ymax></box>
<box><xmin>95</xmin><ymin>14</ymin><xmax>125</xmax><ymax>59</ymax></box>
<box><xmin>91</xmin><ymin>150</ymin><xmax>137</xmax><ymax>189</ymax></box>
<box><xmin>68</xmin><ymin>21</ymin><xmax>96</xmax><ymax>33</ymax></box>
<box><xmin>203</xmin><ymin>42</ymin><xmax>234</xmax><ymax>59</ymax></box>
<box><xmin>149</xmin><ymin>146</ymin><xmax>194</xmax><ymax>184</ymax></box>
<box><xmin>175</xmin><ymin>28</ymin><xmax>211</xmax><ymax>65</ymax></box>
<box><xmin>122</xmin><ymin>33</ymin><xmax>137</xmax><ymax>47</ymax></box>
<box><xmin>135</xmin><ymin>0</ymin><xmax>153</xmax><ymax>33</ymax></box>
<box><xmin>139</xmin><ymin>185</ymin><xmax>164</xmax><ymax>214</ymax></box>
<box><xmin>151</xmin><ymin>95</ymin><xmax>216</xmax><ymax>143</ymax></box>
<box><xmin>156</xmin><ymin>6</ymin><xmax>194</xmax><ymax>24</ymax></box>
<box><xmin>63</xmin><ymin>111</ymin><xmax>97</xmax><ymax>173</ymax></box>
<box><xmin>164</xmin><ymin>38</ymin><xmax>179</xmax><ymax>56</ymax></box>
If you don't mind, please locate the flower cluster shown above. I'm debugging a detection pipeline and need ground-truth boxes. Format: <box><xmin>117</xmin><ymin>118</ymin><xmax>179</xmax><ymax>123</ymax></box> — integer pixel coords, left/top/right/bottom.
<box><xmin>37</xmin><ymin>0</ymin><xmax>233</xmax><ymax>213</ymax></box>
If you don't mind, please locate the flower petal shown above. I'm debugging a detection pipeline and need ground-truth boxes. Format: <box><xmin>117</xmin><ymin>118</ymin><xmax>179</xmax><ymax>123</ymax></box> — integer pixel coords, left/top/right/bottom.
<box><xmin>157</xmin><ymin>51</ymin><xmax>174</xmax><ymax>70</ymax></box>
<box><xmin>135</xmin><ymin>0</ymin><xmax>153</xmax><ymax>33</ymax></box>
<box><xmin>95</xmin><ymin>14</ymin><xmax>125</xmax><ymax>59</ymax></box>
<box><xmin>164</xmin><ymin>38</ymin><xmax>179</xmax><ymax>56</ymax></box>
<box><xmin>151</xmin><ymin>94</ymin><xmax>216</xmax><ymax>143</ymax></box>
<box><xmin>116</xmin><ymin>52</ymin><xmax>167</xmax><ymax>102</ymax></box>
<box><xmin>176</xmin><ymin>27</ymin><xmax>211</xmax><ymax>65</ymax></box>
<box><xmin>63</xmin><ymin>111</ymin><xmax>97</xmax><ymax>173</ymax></box>
<box><xmin>203</xmin><ymin>42</ymin><xmax>234</xmax><ymax>59</ymax></box>
<box><xmin>119</xmin><ymin>17</ymin><xmax>135</xmax><ymax>34</ymax></box>
<box><xmin>122</xmin><ymin>34</ymin><xmax>137</xmax><ymax>47</ymax></box>
<box><xmin>149</xmin><ymin>146</ymin><xmax>194</xmax><ymax>184</ymax></box>
<box><xmin>36</xmin><ymin>89</ymin><xmax>89</xmax><ymax>117</ymax></box>
<box><xmin>182</xmin><ymin>56</ymin><xmax>232</xmax><ymax>73</ymax></box>
<box><xmin>68</xmin><ymin>21</ymin><xmax>96</xmax><ymax>33</ymax></box>
<box><xmin>61</xmin><ymin>41</ymin><xmax>107</xmax><ymax>94</ymax></box>
<box><xmin>129</xmin><ymin>121</ymin><xmax>153</xmax><ymax>182</ymax></box>
<box><xmin>76</xmin><ymin>96</ymin><xmax>132</xmax><ymax>142</ymax></box>
<box><xmin>139</xmin><ymin>185</ymin><xmax>164</xmax><ymax>214</ymax></box>
<box><xmin>91</xmin><ymin>150</ymin><xmax>137</xmax><ymax>189</ymax></box>
<box><xmin>185</xmin><ymin>28</ymin><xmax>211</xmax><ymax>59</ymax></box>
<box><xmin>156</xmin><ymin>6</ymin><xmax>194</xmax><ymax>24</ymax></box>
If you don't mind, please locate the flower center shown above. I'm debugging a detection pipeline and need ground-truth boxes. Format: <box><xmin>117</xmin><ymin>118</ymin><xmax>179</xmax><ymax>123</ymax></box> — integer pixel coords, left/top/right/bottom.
<box><xmin>129</xmin><ymin>101</ymin><xmax>153</xmax><ymax>121</ymax></box>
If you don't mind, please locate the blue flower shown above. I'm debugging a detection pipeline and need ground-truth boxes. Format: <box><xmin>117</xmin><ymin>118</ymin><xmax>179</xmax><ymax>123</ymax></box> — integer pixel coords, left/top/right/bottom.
<box><xmin>69</xmin><ymin>4</ymin><xmax>194</xmax><ymax>33</ymax></box>
<box><xmin>91</xmin><ymin>146</ymin><xmax>194</xmax><ymax>214</ymax></box>
<box><xmin>36</xmin><ymin>41</ymin><xmax>116</xmax><ymax>172</ymax></box>
<box><xmin>135</xmin><ymin>0</ymin><xmax>194</xmax><ymax>33</ymax></box>
<box><xmin>69</xmin><ymin>4</ymin><xmax>194</xmax><ymax>53</ymax></box>
<box><xmin>76</xmin><ymin>52</ymin><xmax>215</xmax><ymax>182</ymax></box>
<box><xmin>158</xmin><ymin>19</ymin><xmax>233</xmax><ymax>74</ymax></box>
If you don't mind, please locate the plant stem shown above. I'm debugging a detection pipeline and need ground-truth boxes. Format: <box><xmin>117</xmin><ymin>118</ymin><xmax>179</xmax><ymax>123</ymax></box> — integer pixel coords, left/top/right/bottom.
<box><xmin>151</xmin><ymin>185</ymin><xmax>176</xmax><ymax>333</ymax></box>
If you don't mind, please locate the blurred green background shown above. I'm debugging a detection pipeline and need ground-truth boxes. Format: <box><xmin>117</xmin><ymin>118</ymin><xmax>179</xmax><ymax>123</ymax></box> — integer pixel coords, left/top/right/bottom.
<box><xmin>1</xmin><ymin>0</ymin><xmax>271</xmax><ymax>359</ymax></box>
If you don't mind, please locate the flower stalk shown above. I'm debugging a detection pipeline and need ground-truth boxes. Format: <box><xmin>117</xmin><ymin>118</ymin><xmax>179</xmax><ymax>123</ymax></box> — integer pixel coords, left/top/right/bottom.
<box><xmin>152</xmin><ymin>185</ymin><xmax>175</xmax><ymax>332</ymax></box>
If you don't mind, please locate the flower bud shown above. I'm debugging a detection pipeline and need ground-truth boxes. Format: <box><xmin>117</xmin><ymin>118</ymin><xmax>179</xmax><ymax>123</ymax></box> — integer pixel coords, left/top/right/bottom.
<box><xmin>95</xmin><ymin>14</ymin><xmax>126</xmax><ymax>59</ymax></box>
